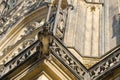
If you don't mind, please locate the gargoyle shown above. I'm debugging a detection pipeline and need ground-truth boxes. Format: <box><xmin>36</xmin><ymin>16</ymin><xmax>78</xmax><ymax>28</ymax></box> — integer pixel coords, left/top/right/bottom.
<box><xmin>37</xmin><ymin>26</ymin><xmax>53</xmax><ymax>59</ymax></box>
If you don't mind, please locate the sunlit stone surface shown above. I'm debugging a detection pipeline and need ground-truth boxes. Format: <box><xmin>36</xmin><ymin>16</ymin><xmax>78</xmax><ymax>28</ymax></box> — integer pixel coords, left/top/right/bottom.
<box><xmin>64</xmin><ymin>0</ymin><xmax>120</xmax><ymax>57</ymax></box>
<box><xmin>37</xmin><ymin>74</ymin><xmax>49</xmax><ymax>80</ymax></box>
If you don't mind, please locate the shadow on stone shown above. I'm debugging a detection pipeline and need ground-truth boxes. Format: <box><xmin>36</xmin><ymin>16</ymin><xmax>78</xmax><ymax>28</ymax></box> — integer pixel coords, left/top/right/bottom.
<box><xmin>112</xmin><ymin>14</ymin><xmax>120</xmax><ymax>44</ymax></box>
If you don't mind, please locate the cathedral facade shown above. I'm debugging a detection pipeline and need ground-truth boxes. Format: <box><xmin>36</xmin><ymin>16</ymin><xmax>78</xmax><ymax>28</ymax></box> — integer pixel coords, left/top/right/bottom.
<box><xmin>0</xmin><ymin>0</ymin><xmax>120</xmax><ymax>80</ymax></box>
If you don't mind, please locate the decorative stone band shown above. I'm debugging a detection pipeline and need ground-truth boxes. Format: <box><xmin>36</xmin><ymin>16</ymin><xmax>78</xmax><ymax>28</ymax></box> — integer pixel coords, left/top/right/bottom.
<box><xmin>89</xmin><ymin>46</ymin><xmax>120</xmax><ymax>80</ymax></box>
<box><xmin>0</xmin><ymin>40</ymin><xmax>39</xmax><ymax>79</ymax></box>
<box><xmin>50</xmin><ymin>36</ymin><xmax>89</xmax><ymax>80</ymax></box>
<box><xmin>51</xmin><ymin>36</ymin><xmax>120</xmax><ymax>80</ymax></box>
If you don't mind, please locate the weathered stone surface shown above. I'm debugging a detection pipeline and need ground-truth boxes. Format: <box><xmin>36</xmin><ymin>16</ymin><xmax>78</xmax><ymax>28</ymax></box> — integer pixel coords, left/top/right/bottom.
<box><xmin>64</xmin><ymin>0</ymin><xmax>120</xmax><ymax>57</ymax></box>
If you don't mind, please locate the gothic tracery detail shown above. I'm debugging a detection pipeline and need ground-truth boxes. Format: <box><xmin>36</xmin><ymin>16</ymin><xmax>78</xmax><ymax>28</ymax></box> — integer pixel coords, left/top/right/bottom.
<box><xmin>0</xmin><ymin>0</ymin><xmax>120</xmax><ymax>80</ymax></box>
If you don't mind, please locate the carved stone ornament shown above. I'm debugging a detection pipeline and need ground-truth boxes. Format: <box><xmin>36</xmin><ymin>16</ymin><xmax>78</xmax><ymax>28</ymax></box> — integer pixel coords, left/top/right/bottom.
<box><xmin>0</xmin><ymin>0</ymin><xmax>48</xmax><ymax>39</ymax></box>
<box><xmin>0</xmin><ymin>19</ymin><xmax>46</xmax><ymax>64</ymax></box>
<box><xmin>0</xmin><ymin>1</ymin><xmax>120</xmax><ymax>80</ymax></box>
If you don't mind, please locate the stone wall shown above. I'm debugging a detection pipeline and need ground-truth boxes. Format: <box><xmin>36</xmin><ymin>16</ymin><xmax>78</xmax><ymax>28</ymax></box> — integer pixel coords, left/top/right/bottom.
<box><xmin>64</xmin><ymin>0</ymin><xmax>120</xmax><ymax>57</ymax></box>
